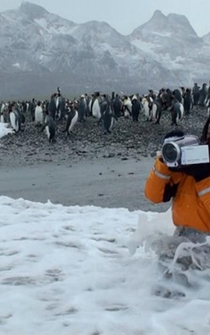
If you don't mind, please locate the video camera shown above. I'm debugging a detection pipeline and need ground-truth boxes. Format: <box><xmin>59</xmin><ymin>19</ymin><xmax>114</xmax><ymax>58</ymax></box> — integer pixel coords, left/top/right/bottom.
<box><xmin>161</xmin><ymin>134</ymin><xmax>210</xmax><ymax>168</ymax></box>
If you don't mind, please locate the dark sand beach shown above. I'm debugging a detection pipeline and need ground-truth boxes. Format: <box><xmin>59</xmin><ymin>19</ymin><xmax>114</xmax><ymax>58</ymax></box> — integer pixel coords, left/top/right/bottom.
<box><xmin>0</xmin><ymin>155</ymin><xmax>170</xmax><ymax>212</ymax></box>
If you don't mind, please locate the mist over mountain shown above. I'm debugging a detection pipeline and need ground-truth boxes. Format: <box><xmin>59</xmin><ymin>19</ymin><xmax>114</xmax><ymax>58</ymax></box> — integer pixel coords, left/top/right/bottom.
<box><xmin>0</xmin><ymin>2</ymin><xmax>210</xmax><ymax>99</ymax></box>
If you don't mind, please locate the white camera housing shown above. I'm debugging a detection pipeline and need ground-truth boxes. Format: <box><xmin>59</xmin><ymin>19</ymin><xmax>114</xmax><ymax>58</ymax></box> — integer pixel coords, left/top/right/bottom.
<box><xmin>161</xmin><ymin>134</ymin><xmax>210</xmax><ymax>167</ymax></box>
<box><xmin>166</xmin><ymin>144</ymin><xmax>210</xmax><ymax>167</ymax></box>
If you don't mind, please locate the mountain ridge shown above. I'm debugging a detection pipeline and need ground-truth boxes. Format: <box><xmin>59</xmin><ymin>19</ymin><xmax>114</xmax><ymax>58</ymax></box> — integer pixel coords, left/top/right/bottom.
<box><xmin>0</xmin><ymin>1</ymin><xmax>210</xmax><ymax>99</ymax></box>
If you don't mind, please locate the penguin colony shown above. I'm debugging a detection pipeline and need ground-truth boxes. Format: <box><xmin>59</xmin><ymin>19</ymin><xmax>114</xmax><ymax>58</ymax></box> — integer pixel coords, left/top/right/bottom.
<box><xmin>0</xmin><ymin>85</ymin><xmax>209</xmax><ymax>149</ymax></box>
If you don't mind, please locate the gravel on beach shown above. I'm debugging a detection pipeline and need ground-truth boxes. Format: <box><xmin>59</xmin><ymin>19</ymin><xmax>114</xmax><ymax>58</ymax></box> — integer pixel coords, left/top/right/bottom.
<box><xmin>0</xmin><ymin>107</ymin><xmax>207</xmax><ymax>167</ymax></box>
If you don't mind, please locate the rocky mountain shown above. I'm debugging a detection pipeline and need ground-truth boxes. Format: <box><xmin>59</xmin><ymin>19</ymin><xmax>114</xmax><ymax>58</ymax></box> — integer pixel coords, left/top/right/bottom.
<box><xmin>128</xmin><ymin>10</ymin><xmax>210</xmax><ymax>87</ymax></box>
<box><xmin>0</xmin><ymin>2</ymin><xmax>210</xmax><ymax>99</ymax></box>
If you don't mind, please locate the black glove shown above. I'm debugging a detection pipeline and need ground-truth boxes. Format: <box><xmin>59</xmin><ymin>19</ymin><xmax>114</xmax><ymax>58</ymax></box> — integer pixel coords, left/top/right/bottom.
<box><xmin>182</xmin><ymin>163</ymin><xmax>210</xmax><ymax>182</ymax></box>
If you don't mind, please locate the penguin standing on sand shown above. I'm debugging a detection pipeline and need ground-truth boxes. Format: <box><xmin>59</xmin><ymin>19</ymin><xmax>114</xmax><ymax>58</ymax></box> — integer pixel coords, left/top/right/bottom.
<box><xmin>34</xmin><ymin>101</ymin><xmax>44</xmax><ymax>125</ymax></box>
<box><xmin>98</xmin><ymin>103</ymin><xmax>117</xmax><ymax>134</ymax></box>
<box><xmin>63</xmin><ymin>104</ymin><xmax>78</xmax><ymax>136</ymax></box>
<box><xmin>41</xmin><ymin>111</ymin><xmax>56</xmax><ymax>142</ymax></box>
<box><xmin>78</xmin><ymin>95</ymin><xmax>86</xmax><ymax>122</ymax></box>
<box><xmin>10</xmin><ymin>109</ymin><xmax>21</xmax><ymax>132</ymax></box>
<box><xmin>9</xmin><ymin>102</ymin><xmax>22</xmax><ymax>132</ymax></box>
<box><xmin>49</xmin><ymin>94</ymin><xmax>57</xmax><ymax>120</ymax></box>
<box><xmin>170</xmin><ymin>100</ymin><xmax>184</xmax><ymax>126</ymax></box>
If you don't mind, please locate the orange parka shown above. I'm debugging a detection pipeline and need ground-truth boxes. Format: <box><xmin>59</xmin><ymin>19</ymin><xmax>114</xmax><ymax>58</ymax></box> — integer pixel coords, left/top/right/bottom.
<box><xmin>144</xmin><ymin>157</ymin><xmax>210</xmax><ymax>232</ymax></box>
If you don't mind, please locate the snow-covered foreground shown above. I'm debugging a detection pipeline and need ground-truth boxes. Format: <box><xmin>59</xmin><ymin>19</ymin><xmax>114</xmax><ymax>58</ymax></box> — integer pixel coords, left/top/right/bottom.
<box><xmin>0</xmin><ymin>196</ymin><xmax>210</xmax><ymax>335</ymax></box>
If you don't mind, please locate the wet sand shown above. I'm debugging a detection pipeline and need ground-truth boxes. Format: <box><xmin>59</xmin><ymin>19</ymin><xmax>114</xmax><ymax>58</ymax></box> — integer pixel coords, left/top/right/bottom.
<box><xmin>0</xmin><ymin>156</ymin><xmax>170</xmax><ymax>212</ymax></box>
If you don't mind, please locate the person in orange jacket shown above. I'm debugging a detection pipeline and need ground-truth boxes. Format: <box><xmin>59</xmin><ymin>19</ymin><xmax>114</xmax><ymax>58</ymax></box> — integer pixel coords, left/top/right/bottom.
<box><xmin>144</xmin><ymin>118</ymin><xmax>210</xmax><ymax>242</ymax></box>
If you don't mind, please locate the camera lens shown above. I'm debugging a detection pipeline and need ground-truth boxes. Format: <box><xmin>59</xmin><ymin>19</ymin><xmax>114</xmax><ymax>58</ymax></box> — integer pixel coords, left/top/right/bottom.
<box><xmin>162</xmin><ymin>143</ymin><xmax>179</xmax><ymax>163</ymax></box>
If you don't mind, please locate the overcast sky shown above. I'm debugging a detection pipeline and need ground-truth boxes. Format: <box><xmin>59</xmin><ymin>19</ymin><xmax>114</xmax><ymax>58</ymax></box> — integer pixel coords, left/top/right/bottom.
<box><xmin>0</xmin><ymin>0</ymin><xmax>210</xmax><ymax>37</ymax></box>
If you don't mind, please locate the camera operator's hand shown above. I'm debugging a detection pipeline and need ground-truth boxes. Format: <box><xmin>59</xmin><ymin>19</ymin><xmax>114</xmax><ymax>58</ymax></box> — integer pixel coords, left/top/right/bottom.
<box><xmin>182</xmin><ymin>163</ymin><xmax>210</xmax><ymax>182</ymax></box>
<box><xmin>156</xmin><ymin>151</ymin><xmax>181</xmax><ymax>172</ymax></box>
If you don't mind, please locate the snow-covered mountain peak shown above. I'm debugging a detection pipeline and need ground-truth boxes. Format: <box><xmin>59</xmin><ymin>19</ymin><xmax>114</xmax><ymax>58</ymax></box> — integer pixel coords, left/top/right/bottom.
<box><xmin>131</xmin><ymin>10</ymin><xmax>198</xmax><ymax>40</ymax></box>
<box><xmin>129</xmin><ymin>9</ymin><xmax>202</xmax><ymax>64</ymax></box>
<box><xmin>19</xmin><ymin>1</ymin><xmax>48</xmax><ymax>19</ymax></box>
<box><xmin>70</xmin><ymin>20</ymin><xmax>133</xmax><ymax>51</ymax></box>
<box><xmin>131</xmin><ymin>9</ymin><xmax>168</xmax><ymax>38</ymax></box>
<box><xmin>151</xmin><ymin>9</ymin><xmax>167</xmax><ymax>21</ymax></box>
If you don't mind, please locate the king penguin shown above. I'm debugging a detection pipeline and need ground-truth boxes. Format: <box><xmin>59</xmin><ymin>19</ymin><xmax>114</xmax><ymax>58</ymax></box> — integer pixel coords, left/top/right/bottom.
<box><xmin>42</xmin><ymin>111</ymin><xmax>56</xmax><ymax>142</ymax></box>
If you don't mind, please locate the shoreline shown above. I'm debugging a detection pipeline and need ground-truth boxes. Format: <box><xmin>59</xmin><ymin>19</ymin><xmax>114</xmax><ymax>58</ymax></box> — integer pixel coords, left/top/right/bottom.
<box><xmin>0</xmin><ymin>155</ymin><xmax>170</xmax><ymax>213</ymax></box>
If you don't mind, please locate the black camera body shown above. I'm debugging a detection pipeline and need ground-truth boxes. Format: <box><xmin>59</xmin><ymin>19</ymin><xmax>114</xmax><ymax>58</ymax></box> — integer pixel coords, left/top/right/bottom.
<box><xmin>161</xmin><ymin>134</ymin><xmax>209</xmax><ymax>168</ymax></box>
